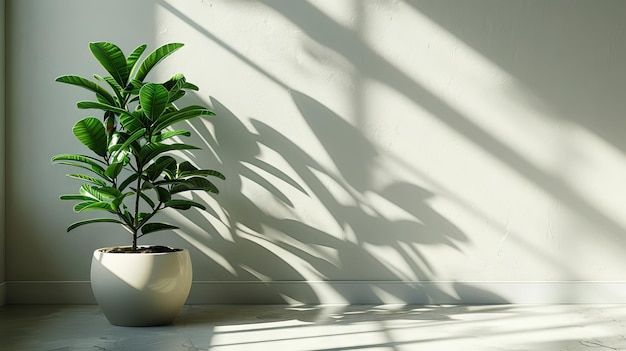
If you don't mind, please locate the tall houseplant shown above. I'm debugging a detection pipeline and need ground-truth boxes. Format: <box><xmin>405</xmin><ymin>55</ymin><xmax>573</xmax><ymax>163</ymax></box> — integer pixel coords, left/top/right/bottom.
<box><xmin>52</xmin><ymin>42</ymin><xmax>224</xmax><ymax>326</ymax></box>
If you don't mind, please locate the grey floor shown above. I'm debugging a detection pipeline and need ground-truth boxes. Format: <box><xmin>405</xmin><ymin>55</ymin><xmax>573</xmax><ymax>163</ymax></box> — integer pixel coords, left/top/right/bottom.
<box><xmin>1</xmin><ymin>304</ymin><xmax>626</xmax><ymax>350</ymax></box>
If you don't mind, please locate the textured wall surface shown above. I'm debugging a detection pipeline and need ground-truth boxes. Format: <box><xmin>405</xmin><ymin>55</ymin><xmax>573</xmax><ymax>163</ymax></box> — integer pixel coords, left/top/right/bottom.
<box><xmin>6</xmin><ymin>0</ymin><xmax>626</xmax><ymax>304</ymax></box>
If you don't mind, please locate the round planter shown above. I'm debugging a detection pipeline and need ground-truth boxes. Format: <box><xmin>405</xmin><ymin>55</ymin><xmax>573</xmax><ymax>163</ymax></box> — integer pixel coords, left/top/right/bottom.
<box><xmin>90</xmin><ymin>245</ymin><xmax>192</xmax><ymax>327</ymax></box>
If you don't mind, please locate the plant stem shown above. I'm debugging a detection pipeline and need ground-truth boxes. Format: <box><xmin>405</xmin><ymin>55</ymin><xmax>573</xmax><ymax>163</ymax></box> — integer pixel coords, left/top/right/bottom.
<box><xmin>133</xmin><ymin>163</ymin><xmax>143</xmax><ymax>252</ymax></box>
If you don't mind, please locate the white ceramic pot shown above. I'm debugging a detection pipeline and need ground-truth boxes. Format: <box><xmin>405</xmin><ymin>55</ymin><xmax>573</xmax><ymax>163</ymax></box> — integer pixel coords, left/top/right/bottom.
<box><xmin>90</xmin><ymin>246</ymin><xmax>192</xmax><ymax>327</ymax></box>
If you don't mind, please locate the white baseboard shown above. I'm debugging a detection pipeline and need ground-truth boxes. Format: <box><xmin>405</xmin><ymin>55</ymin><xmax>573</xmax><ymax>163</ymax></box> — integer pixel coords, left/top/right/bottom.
<box><xmin>188</xmin><ymin>281</ymin><xmax>626</xmax><ymax>304</ymax></box>
<box><xmin>6</xmin><ymin>281</ymin><xmax>626</xmax><ymax>305</ymax></box>
<box><xmin>6</xmin><ymin>281</ymin><xmax>96</xmax><ymax>304</ymax></box>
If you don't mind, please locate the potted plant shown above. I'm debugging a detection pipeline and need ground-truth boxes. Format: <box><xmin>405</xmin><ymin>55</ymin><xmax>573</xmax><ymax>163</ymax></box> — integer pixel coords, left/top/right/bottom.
<box><xmin>51</xmin><ymin>41</ymin><xmax>224</xmax><ymax>326</ymax></box>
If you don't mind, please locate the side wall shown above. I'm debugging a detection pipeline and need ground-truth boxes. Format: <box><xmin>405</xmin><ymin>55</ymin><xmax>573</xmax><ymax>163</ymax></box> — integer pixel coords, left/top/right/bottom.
<box><xmin>6</xmin><ymin>0</ymin><xmax>626</xmax><ymax>304</ymax></box>
<box><xmin>0</xmin><ymin>0</ymin><xmax>6</xmax><ymax>307</ymax></box>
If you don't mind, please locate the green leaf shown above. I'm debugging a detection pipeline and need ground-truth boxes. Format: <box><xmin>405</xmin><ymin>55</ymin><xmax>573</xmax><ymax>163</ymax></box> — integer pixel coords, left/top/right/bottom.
<box><xmin>168</xmin><ymin>90</ymin><xmax>187</xmax><ymax>104</ymax></box>
<box><xmin>111</xmin><ymin>128</ymin><xmax>146</xmax><ymax>161</ymax></box>
<box><xmin>153</xmin><ymin>105</ymin><xmax>215</xmax><ymax>132</ymax></box>
<box><xmin>66</xmin><ymin>173</ymin><xmax>107</xmax><ymax>186</ymax></box>
<box><xmin>60</xmin><ymin>194</ymin><xmax>93</xmax><ymax>201</ymax></box>
<box><xmin>126</xmin><ymin>44</ymin><xmax>147</xmax><ymax>79</ymax></box>
<box><xmin>163</xmin><ymin>73</ymin><xmax>187</xmax><ymax>100</ymax></box>
<box><xmin>137</xmin><ymin>212</ymin><xmax>152</xmax><ymax>223</ymax></box>
<box><xmin>152</xmin><ymin>129</ymin><xmax>191</xmax><ymax>143</ymax></box>
<box><xmin>134</xmin><ymin>43</ymin><xmax>184</xmax><ymax>83</ymax></box>
<box><xmin>52</xmin><ymin>154</ymin><xmax>107</xmax><ymax>179</ymax></box>
<box><xmin>72</xmin><ymin>117</ymin><xmax>108</xmax><ymax>157</ymax></box>
<box><xmin>127</xmin><ymin>79</ymin><xmax>144</xmax><ymax>95</ymax></box>
<box><xmin>55</xmin><ymin>75</ymin><xmax>115</xmax><ymax>105</ymax></box>
<box><xmin>108</xmin><ymin>143</ymin><xmax>131</xmax><ymax>163</ymax></box>
<box><xmin>118</xmin><ymin>173</ymin><xmax>139</xmax><ymax>191</ymax></box>
<box><xmin>176</xmin><ymin>161</ymin><xmax>225</xmax><ymax>180</ymax></box>
<box><xmin>79</xmin><ymin>184</ymin><xmax>119</xmax><ymax>201</ymax></box>
<box><xmin>73</xmin><ymin>201</ymin><xmax>115</xmax><ymax>213</ymax></box>
<box><xmin>76</xmin><ymin>100</ymin><xmax>130</xmax><ymax>117</ymax></box>
<box><xmin>139</xmin><ymin>83</ymin><xmax>169</xmax><ymax>121</ymax></box>
<box><xmin>145</xmin><ymin>156</ymin><xmax>176</xmax><ymax>181</ymax></box>
<box><xmin>94</xmin><ymin>74</ymin><xmax>125</xmax><ymax>103</ymax></box>
<box><xmin>177</xmin><ymin>161</ymin><xmax>198</xmax><ymax>173</ymax></box>
<box><xmin>67</xmin><ymin>218</ymin><xmax>124</xmax><ymax>232</ymax></box>
<box><xmin>183</xmin><ymin>82</ymin><xmax>199</xmax><ymax>91</ymax></box>
<box><xmin>122</xmin><ymin>211</ymin><xmax>133</xmax><ymax>227</ymax></box>
<box><xmin>155</xmin><ymin>186</ymin><xmax>171</xmax><ymax>203</ymax></box>
<box><xmin>141</xmin><ymin>222</ymin><xmax>179</xmax><ymax>235</ymax></box>
<box><xmin>105</xmin><ymin>162</ymin><xmax>125</xmax><ymax>179</ymax></box>
<box><xmin>165</xmin><ymin>199</ymin><xmax>207</xmax><ymax>210</ymax></box>
<box><xmin>163</xmin><ymin>73</ymin><xmax>184</xmax><ymax>89</ymax></box>
<box><xmin>55</xmin><ymin>162</ymin><xmax>107</xmax><ymax>179</ymax></box>
<box><xmin>112</xmin><ymin>191</ymin><xmax>133</xmax><ymax>210</ymax></box>
<box><xmin>120</xmin><ymin>110</ymin><xmax>149</xmax><ymax>134</ymax></box>
<box><xmin>183</xmin><ymin>169</ymin><xmax>226</xmax><ymax>180</ymax></box>
<box><xmin>99</xmin><ymin>186</ymin><xmax>123</xmax><ymax>199</ymax></box>
<box><xmin>89</xmin><ymin>42</ymin><xmax>130</xmax><ymax>88</ymax></box>
<box><xmin>170</xmin><ymin>177</ymin><xmax>219</xmax><ymax>194</ymax></box>
<box><xmin>138</xmin><ymin>143</ymin><xmax>199</xmax><ymax>165</ymax></box>
<box><xmin>51</xmin><ymin>153</ymin><xmax>102</xmax><ymax>165</ymax></box>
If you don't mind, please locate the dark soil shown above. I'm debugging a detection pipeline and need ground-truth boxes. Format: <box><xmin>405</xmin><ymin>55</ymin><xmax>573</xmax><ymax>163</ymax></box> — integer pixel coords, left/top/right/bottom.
<box><xmin>101</xmin><ymin>245</ymin><xmax>182</xmax><ymax>254</ymax></box>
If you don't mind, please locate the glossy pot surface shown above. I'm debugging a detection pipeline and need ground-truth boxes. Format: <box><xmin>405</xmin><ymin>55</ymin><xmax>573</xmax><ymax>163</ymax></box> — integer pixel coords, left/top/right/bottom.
<box><xmin>90</xmin><ymin>246</ymin><xmax>192</xmax><ymax>326</ymax></box>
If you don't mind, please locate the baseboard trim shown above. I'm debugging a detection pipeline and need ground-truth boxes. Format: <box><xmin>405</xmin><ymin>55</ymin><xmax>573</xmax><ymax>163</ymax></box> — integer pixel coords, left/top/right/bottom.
<box><xmin>6</xmin><ymin>281</ymin><xmax>626</xmax><ymax>305</ymax></box>
<box><xmin>6</xmin><ymin>281</ymin><xmax>96</xmax><ymax>304</ymax></box>
<box><xmin>188</xmin><ymin>281</ymin><xmax>626</xmax><ymax>304</ymax></box>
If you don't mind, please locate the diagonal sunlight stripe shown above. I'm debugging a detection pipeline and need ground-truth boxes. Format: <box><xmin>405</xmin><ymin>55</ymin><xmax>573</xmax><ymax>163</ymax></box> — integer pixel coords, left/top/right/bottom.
<box><xmin>159</xmin><ymin>1</ymin><xmax>290</xmax><ymax>91</ymax></box>
<box><xmin>155</xmin><ymin>1</ymin><xmax>626</xmax><ymax>291</ymax></box>
<box><xmin>237</xmin><ymin>229</ymin><xmax>349</xmax><ymax>304</ymax></box>
<box><xmin>174</xmin><ymin>228</ymin><xmax>237</xmax><ymax>276</ymax></box>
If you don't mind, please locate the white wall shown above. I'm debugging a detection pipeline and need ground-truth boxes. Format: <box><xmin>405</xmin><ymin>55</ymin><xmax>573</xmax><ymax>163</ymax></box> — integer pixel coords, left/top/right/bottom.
<box><xmin>6</xmin><ymin>0</ymin><xmax>626</xmax><ymax>304</ymax></box>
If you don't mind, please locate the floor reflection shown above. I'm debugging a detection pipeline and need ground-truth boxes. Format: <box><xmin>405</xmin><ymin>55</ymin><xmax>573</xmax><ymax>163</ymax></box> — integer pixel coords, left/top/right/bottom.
<box><xmin>1</xmin><ymin>304</ymin><xmax>626</xmax><ymax>350</ymax></box>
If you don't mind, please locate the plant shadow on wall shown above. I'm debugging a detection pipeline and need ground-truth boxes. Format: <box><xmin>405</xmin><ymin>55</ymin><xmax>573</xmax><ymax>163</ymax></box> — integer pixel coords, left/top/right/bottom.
<box><xmin>157</xmin><ymin>0</ymin><xmax>511</xmax><ymax>304</ymax></box>
<box><xmin>244</xmin><ymin>0</ymin><xmax>626</xmax><ymax>290</ymax></box>
<box><xmin>175</xmin><ymin>92</ymin><xmax>507</xmax><ymax>304</ymax></box>
<box><xmin>406</xmin><ymin>0</ymin><xmax>626</xmax><ymax>242</ymax></box>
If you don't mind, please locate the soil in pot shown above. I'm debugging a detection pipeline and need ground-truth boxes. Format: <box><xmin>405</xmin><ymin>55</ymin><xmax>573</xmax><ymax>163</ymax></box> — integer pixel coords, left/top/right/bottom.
<box><xmin>102</xmin><ymin>245</ymin><xmax>182</xmax><ymax>254</ymax></box>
